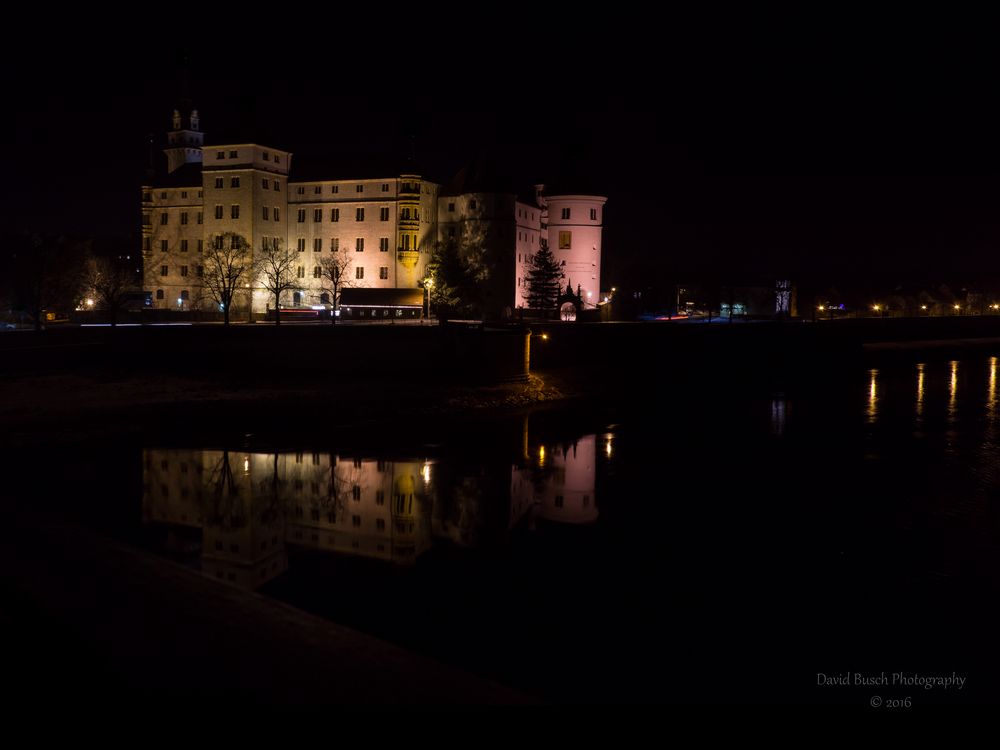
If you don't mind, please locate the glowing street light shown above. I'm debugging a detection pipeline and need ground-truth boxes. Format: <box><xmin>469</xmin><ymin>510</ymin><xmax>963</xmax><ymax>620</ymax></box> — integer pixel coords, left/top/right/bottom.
<box><xmin>423</xmin><ymin>277</ymin><xmax>434</xmax><ymax>320</ymax></box>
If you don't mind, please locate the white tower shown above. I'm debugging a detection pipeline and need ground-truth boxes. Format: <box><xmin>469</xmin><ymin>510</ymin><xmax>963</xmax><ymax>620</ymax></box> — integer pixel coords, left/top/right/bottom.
<box><xmin>538</xmin><ymin>191</ymin><xmax>607</xmax><ymax>310</ymax></box>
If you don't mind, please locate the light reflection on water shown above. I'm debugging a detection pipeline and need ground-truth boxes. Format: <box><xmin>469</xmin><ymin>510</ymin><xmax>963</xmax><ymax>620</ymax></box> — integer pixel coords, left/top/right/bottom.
<box><xmin>141</xmin><ymin>432</ymin><xmax>601</xmax><ymax>589</ymax></box>
<box><xmin>866</xmin><ymin>368</ymin><xmax>879</xmax><ymax>424</ymax></box>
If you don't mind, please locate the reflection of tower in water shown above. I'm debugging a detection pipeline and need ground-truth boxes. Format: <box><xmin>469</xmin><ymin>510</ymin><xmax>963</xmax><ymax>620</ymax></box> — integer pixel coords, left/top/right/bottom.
<box><xmin>510</xmin><ymin>432</ymin><xmax>598</xmax><ymax>526</ymax></box>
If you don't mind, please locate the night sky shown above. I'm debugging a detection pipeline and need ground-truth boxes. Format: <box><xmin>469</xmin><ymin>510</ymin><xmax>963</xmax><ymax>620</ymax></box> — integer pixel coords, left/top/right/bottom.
<box><xmin>6</xmin><ymin>14</ymin><xmax>1000</xmax><ymax>291</ymax></box>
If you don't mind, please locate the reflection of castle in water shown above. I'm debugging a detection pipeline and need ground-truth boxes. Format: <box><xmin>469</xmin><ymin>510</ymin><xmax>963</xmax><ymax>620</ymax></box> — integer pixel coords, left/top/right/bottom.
<box><xmin>142</xmin><ymin>432</ymin><xmax>598</xmax><ymax>588</ymax></box>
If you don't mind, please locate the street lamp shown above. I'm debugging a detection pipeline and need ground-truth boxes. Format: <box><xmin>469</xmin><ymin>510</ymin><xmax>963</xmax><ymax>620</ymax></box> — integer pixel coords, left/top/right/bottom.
<box><xmin>423</xmin><ymin>277</ymin><xmax>434</xmax><ymax>321</ymax></box>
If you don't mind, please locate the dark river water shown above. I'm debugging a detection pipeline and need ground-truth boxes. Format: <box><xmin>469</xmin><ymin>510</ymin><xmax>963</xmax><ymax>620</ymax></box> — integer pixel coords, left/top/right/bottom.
<box><xmin>52</xmin><ymin>357</ymin><xmax>1000</xmax><ymax>702</ymax></box>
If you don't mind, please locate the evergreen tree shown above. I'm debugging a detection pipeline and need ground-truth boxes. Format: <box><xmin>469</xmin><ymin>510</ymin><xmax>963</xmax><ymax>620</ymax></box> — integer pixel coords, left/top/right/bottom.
<box><xmin>525</xmin><ymin>239</ymin><xmax>563</xmax><ymax>316</ymax></box>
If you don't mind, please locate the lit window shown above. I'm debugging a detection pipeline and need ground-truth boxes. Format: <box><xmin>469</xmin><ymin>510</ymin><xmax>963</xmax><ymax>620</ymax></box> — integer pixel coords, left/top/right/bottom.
<box><xmin>559</xmin><ymin>231</ymin><xmax>572</xmax><ymax>249</ymax></box>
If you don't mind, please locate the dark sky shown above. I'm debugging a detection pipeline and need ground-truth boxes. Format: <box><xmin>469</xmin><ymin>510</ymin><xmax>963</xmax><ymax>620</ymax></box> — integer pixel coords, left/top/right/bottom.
<box><xmin>6</xmin><ymin>12</ymin><xmax>1000</xmax><ymax>289</ymax></box>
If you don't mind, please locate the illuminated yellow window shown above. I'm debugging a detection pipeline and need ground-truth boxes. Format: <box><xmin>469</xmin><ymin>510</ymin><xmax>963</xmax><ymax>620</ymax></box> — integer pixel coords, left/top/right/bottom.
<box><xmin>559</xmin><ymin>231</ymin><xmax>572</xmax><ymax>249</ymax></box>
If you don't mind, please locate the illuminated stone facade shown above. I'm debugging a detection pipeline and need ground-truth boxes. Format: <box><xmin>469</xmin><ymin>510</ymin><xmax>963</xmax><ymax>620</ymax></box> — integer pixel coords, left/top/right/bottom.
<box><xmin>142</xmin><ymin>106</ymin><xmax>606</xmax><ymax>315</ymax></box>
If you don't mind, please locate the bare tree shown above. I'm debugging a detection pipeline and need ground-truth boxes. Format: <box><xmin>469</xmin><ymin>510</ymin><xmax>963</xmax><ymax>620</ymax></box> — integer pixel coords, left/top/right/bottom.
<box><xmin>255</xmin><ymin>238</ymin><xmax>298</xmax><ymax>326</ymax></box>
<box><xmin>85</xmin><ymin>256</ymin><xmax>136</xmax><ymax>327</ymax></box>
<box><xmin>203</xmin><ymin>232</ymin><xmax>253</xmax><ymax>326</ymax></box>
<box><xmin>317</xmin><ymin>252</ymin><xmax>354</xmax><ymax>324</ymax></box>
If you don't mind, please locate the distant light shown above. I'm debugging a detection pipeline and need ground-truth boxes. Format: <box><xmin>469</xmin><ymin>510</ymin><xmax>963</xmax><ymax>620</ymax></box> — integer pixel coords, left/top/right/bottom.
<box><xmin>538</xmin><ymin>445</ymin><xmax>546</xmax><ymax>465</ymax></box>
<box><xmin>243</xmin><ymin>458</ymin><xmax>249</xmax><ymax>473</ymax></box>
<box><xmin>605</xmin><ymin>437</ymin><xmax>613</xmax><ymax>459</ymax></box>
<box><xmin>873</xmin><ymin>305</ymin><xmax>881</xmax><ymax>311</ymax></box>
<box><xmin>422</xmin><ymin>463</ymin><xmax>431</xmax><ymax>483</ymax></box>
<box><xmin>334</xmin><ymin>309</ymin><xmax>341</xmax><ymax>317</ymax></box>
<box><xmin>954</xmin><ymin>304</ymin><xmax>961</xmax><ymax>310</ymax></box>
<box><xmin>177</xmin><ymin>298</ymin><xmax>183</xmax><ymax>305</ymax></box>
<box><xmin>310</xmin><ymin>305</ymin><xmax>326</xmax><ymax>310</ymax></box>
<box><xmin>541</xmin><ymin>333</ymin><xmax>549</xmax><ymax>340</ymax></box>
<box><xmin>587</xmin><ymin>291</ymin><xmax>592</xmax><ymax>298</ymax></box>
<box><xmin>921</xmin><ymin>305</ymin><xmax>927</xmax><ymax>310</ymax></box>
<box><xmin>817</xmin><ymin>305</ymin><xmax>825</xmax><ymax>311</ymax></box>
<box><xmin>611</xmin><ymin>287</ymin><xmax>617</xmax><ymax>292</ymax></box>
<box><xmin>86</xmin><ymin>298</ymin><xmax>94</xmax><ymax>307</ymax></box>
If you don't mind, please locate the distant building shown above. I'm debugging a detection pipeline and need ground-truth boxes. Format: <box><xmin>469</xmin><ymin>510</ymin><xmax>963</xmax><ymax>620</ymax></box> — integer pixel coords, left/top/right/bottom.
<box><xmin>141</xmin><ymin>101</ymin><xmax>606</xmax><ymax>317</ymax></box>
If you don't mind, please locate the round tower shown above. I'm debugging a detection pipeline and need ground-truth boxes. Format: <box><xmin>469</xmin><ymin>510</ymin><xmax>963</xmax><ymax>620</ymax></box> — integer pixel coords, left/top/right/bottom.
<box><xmin>542</xmin><ymin>194</ymin><xmax>607</xmax><ymax>310</ymax></box>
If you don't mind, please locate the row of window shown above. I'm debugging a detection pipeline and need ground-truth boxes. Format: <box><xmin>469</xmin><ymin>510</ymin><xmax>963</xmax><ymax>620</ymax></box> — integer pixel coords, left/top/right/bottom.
<box><xmin>294</xmin><ymin>237</ymin><xmax>394</xmax><ymax>253</ymax></box>
<box><xmin>154</xmin><ymin>239</ymin><xmax>204</xmax><ymax>253</ymax></box>
<box><xmin>155</xmin><ymin>289</ymin><xmax>190</xmax><ymax>300</ymax></box>
<box><xmin>295</xmin><ymin>266</ymin><xmax>388</xmax><ymax>280</ymax></box>
<box><xmin>557</xmin><ymin>208</ymin><xmax>600</xmax><ymax>221</ymax></box>
<box><xmin>295</xmin><ymin>183</ymin><xmax>391</xmax><ymax>195</ymax></box>
<box><xmin>146</xmin><ymin>190</ymin><xmax>204</xmax><ymax>202</ymax></box>
<box><xmin>215</xmin><ymin>149</ymin><xmax>282</xmax><ymax>163</ymax></box>
<box><xmin>261</xmin><ymin>207</ymin><xmax>280</xmax><ymax>221</ymax></box>
<box><xmin>156</xmin><ymin>265</ymin><xmax>385</xmax><ymax>281</ymax></box>
<box><xmin>295</xmin><ymin>207</ymin><xmax>404</xmax><ymax>223</ymax></box>
<box><xmin>159</xmin><ymin>266</ymin><xmax>203</xmax><ymax>277</ymax></box>
<box><xmin>159</xmin><ymin>211</ymin><xmax>204</xmax><ymax>225</ymax></box>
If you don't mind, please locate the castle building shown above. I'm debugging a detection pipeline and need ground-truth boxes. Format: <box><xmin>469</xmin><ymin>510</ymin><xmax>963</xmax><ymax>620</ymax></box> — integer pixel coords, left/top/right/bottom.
<box><xmin>142</xmin><ymin>103</ymin><xmax>606</xmax><ymax>316</ymax></box>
